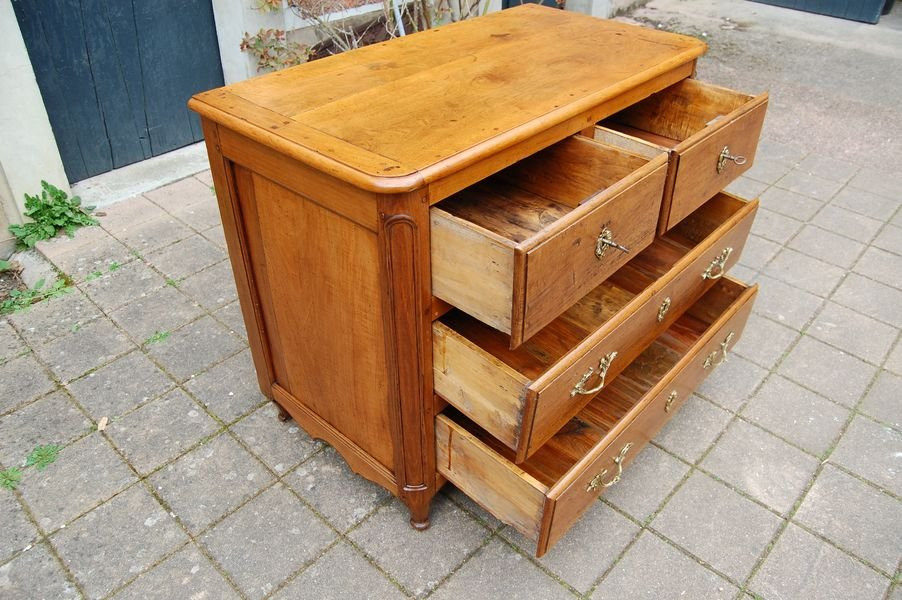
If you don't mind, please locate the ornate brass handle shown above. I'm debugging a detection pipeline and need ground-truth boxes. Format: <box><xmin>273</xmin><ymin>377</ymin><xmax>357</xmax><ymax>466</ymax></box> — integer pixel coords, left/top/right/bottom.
<box><xmin>703</xmin><ymin>331</ymin><xmax>736</xmax><ymax>369</ymax></box>
<box><xmin>702</xmin><ymin>247</ymin><xmax>733</xmax><ymax>280</ymax></box>
<box><xmin>717</xmin><ymin>145</ymin><xmax>747</xmax><ymax>174</ymax></box>
<box><xmin>571</xmin><ymin>352</ymin><xmax>618</xmax><ymax>397</ymax></box>
<box><xmin>595</xmin><ymin>227</ymin><xmax>630</xmax><ymax>260</ymax></box>
<box><xmin>586</xmin><ymin>442</ymin><xmax>633</xmax><ymax>492</ymax></box>
<box><xmin>657</xmin><ymin>296</ymin><xmax>672</xmax><ymax>323</ymax></box>
<box><xmin>665</xmin><ymin>390</ymin><xmax>677</xmax><ymax>412</ymax></box>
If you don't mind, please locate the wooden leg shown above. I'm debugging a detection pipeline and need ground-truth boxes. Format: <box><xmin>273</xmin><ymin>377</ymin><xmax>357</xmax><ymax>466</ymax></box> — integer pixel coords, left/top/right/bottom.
<box><xmin>406</xmin><ymin>493</ymin><xmax>432</xmax><ymax>531</ymax></box>
<box><xmin>276</xmin><ymin>402</ymin><xmax>291</xmax><ymax>422</ymax></box>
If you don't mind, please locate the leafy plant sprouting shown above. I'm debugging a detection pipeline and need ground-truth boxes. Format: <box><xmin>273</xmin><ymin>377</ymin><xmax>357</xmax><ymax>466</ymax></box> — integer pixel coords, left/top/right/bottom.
<box><xmin>0</xmin><ymin>278</ymin><xmax>70</xmax><ymax>315</ymax></box>
<box><xmin>25</xmin><ymin>444</ymin><xmax>62</xmax><ymax>470</ymax></box>
<box><xmin>8</xmin><ymin>181</ymin><xmax>98</xmax><ymax>248</ymax></box>
<box><xmin>144</xmin><ymin>330</ymin><xmax>171</xmax><ymax>345</ymax></box>
<box><xmin>0</xmin><ymin>468</ymin><xmax>22</xmax><ymax>490</ymax></box>
<box><xmin>0</xmin><ymin>259</ymin><xmax>12</xmax><ymax>272</ymax></box>
<box><xmin>240</xmin><ymin>28</ymin><xmax>310</xmax><ymax>71</ymax></box>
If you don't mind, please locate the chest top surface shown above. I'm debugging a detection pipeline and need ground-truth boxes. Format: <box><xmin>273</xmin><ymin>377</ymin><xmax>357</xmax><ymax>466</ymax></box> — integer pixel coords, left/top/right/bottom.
<box><xmin>189</xmin><ymin>4</ymin><xmax>704</xmax><ymax>192</ymax></box>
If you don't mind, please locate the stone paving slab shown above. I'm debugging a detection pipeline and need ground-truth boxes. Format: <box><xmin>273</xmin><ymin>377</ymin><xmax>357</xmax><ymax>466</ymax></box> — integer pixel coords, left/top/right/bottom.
<box><xmin>1</xmin><ymin>3</ymin><xmax>901</xmax><ymax>599</ymax></box>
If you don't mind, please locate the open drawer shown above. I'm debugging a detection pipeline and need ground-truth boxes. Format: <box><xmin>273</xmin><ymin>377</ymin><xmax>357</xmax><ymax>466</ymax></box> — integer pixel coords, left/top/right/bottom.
<box><xmin>431</xmin><ymin>135</ymin><xmax>668</xmax><ymax>349</ymax></box>
<box><xmin>436</xmin><ymin>277</ymin><xmax>758</xmax><ymax>557</ymax></box>
<box><xmin>595</xmin><ymin>78</ymin><xmax>767</xmax><ymax>233</ymax></box>
<box><xmin>434</xmin><ymin>192</ymin><xmax>758</xmax><ymax>463</ymax></box>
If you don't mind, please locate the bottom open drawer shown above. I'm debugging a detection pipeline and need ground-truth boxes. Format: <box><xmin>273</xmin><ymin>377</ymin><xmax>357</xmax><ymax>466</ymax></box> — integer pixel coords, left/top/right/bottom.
<box><xmin>436</xmin><ymin>277</ymin><xmax>757</xmax><ymax>557</ymax></box>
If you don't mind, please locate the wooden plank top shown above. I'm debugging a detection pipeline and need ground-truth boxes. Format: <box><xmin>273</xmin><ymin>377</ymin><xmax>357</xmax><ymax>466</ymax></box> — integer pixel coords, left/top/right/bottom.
<box><xmin>189</xmin><ymin>5</ymin><xmax>705</xmax><ymax>192</ymax></box>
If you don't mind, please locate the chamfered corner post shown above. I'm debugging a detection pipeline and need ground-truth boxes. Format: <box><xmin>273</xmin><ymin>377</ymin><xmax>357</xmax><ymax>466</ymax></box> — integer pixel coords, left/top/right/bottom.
<box><xmin>377</xmin><ymin>189</ymin><xmax>438</xmax><ymax>531</ymax></box>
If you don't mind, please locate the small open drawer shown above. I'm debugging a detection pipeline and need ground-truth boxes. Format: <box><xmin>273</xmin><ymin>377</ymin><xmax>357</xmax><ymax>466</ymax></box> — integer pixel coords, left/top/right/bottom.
<box><xmin>434</xmin><ymin>192</ymin><xmax>758</xmax><ymax>462</ymax></box>
<box><xmin>431</xmin><ymin>135</ymin><xmax>668</xmax><ymax>349</ymax></box>
<box><xmin>595</xmin><ymin>78</ymin><xmax>767</xmax><ymax>233</ymax></box>
<box><xmin>437</xmin><ymin>277</ymin><xmax>758</xmax><ymax>557</ymax></box>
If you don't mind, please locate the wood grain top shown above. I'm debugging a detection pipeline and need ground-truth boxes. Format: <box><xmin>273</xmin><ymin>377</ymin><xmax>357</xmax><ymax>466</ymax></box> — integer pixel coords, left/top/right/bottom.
<box><xmin>189</xmin><ymin>5</ymin><xmax>705</xmax><ymax>192</ymax></box>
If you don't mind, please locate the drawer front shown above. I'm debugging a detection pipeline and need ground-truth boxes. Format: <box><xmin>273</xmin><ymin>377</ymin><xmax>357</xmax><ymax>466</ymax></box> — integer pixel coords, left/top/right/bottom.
<box><xmin>539</xmin><ymin>281</ymin><xmax>757</xmax><ymax>554</ymax></box>
<box><xmin>437</xmin><ymin>281</ymin><xmax>758</xmax><ymax>557</ymax></box>
<box><xmin>521</xmin><ymin>196</ymin><xmax>758</xmax><ymax>459</ymax></box>
<box><xmin>517</xmin><ymin>161</ymin><xmax>667</xmax><ymax>346</ymax></box>
<box><xmin>666</xmin><ymin>95</ymin><xmax>768</xmax><ymax>230</ymax></box>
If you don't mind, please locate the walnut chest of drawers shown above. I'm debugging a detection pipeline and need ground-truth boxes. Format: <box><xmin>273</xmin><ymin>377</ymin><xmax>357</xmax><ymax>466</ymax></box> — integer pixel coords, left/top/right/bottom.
<box><xmin>189</xmin><ymin>4</ymin><xmax>767</xmax><ymax>557</ymax></box>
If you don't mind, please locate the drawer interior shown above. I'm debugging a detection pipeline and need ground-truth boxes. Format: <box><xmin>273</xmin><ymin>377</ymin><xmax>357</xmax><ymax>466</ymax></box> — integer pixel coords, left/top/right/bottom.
<box><xmin>436</xmin><ymin>193</ymin><xmax>749</xmax><ymax>380</ymax></box>
<box><xmin>600</xmin><ymin>78</ymin><xmax>756</xmax><ymax>149</ymax></box>
<box><xmin>435</xmin><ymin>135</ymin><xmax>651</xmax><ymax>244</ymax></box>
<box><xmin>443</xmin><ymin>277</ymin><xmax>746</xmax><ymax>487</ymax></box>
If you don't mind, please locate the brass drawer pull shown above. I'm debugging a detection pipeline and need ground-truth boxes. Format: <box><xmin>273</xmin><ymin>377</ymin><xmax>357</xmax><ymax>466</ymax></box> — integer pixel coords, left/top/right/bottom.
<box><xmin>586</xmin><ymin>442</ymin><xmax>633</xmax><ymax>491</ymax></box>
<box><xmin>703</xmin><ymin>331</ymin><xmax>735</xmax><ymax>369</ymax></box>
<box><xmin>595</xmin><ymin>227</ymin><xmax>630</xmax><ymax>260</ymax></box>
<box><xmin>702</xmin><ymin>247</ymin><xmax>733</xmax><ymax>280</ymax></box>
<box><xmin>717</xmin><ymin>145</ymin><xmax>747</xmax><ymax>174</ymax></box>
<box><xmin>571</xmin><ymin>351</ymin><xmax>618</xmax><ymax>397</ymax></box>
<box><xmin>657</xmin><ymin>296</ymin><xmax>672</xmax><ymax>322</ymax></box>
<box><xmin>664</xmin><ymin>390</ymin><xmax>677</xmax><ymax>412</ymax></box>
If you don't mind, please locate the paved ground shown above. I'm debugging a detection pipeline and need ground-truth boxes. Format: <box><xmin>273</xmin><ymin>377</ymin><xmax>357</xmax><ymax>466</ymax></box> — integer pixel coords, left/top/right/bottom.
<box><xmin>1</xmin><ymin>1</ymin><xmax>901</xmax><ymax>599</ymax></box>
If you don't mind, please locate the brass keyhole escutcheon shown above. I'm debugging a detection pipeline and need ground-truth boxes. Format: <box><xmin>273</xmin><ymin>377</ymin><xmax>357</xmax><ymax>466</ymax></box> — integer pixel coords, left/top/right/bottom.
<box><xmin>571</xmin><ymin>352</ymin><xmax>618</xmax><ymax>397</ymax></box>
<box><xmin>595</xmin><ymin>227</ymin><xmax>630</xmax><ymax>260</ymax></box>
<box><xmin>717</xmin><ymin>145</ymin><xmax>747</xmax><ymax>174</ymax></box>
<box><xmin>665</xmin><ymin>390</ymin><xmax>677</xmax><ymax>412</ymax></box>
<box><xmin>586</xmin><ymin>442</ymin><xmax>633</xmax><ymax>492</ymax></box>
<box><xmin>702</xmin><ymin>247</ymin><xmax>734</xmax><ymax>280</ymax></box>
<box><xmin>657</xmin><ymin>296</ymin><xmax>672</xmax><ymax>323</ymax></box>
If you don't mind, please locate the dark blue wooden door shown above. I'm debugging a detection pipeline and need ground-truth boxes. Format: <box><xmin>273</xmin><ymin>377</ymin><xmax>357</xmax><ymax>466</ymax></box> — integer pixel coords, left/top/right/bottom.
<box><xmin>13</xmin><ymin>0</ymin><xmax>224</xmax><ymax>183</ymax></box>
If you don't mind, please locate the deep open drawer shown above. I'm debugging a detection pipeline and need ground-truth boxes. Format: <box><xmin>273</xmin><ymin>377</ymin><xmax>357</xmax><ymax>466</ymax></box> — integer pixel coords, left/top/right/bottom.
<box><xmin>596</xmin><ymin>78</ymin><xmax>767</xmax><ymax>233</ymax></box>
<box><xmin>431</xmin><ymin>134</ymin><xmax>668</xmax><ymax>349</ymax></box>
<box><xmin>437</xmin><ymin>277</ymin><xmax>758</xmax><ymax>557</ymax></box>
<box><xmin>433</xmin><ymin>192</ymin><xmax>758</xmax><ymax>462</ymax></box>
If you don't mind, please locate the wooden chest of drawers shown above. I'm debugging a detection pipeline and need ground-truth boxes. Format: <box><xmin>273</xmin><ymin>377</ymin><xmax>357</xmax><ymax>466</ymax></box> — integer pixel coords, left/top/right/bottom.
<box><xmin>190</xmin><ymin>4</ymin><xmax>766</xmax><ymax>557</ymax></box>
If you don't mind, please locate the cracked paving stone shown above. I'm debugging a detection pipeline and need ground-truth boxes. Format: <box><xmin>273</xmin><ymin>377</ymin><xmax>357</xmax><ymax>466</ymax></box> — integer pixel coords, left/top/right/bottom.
<box><xmin>79</xmin><ymin>259</ymin><xmax>166</xmax><ymax>312</ymax></box>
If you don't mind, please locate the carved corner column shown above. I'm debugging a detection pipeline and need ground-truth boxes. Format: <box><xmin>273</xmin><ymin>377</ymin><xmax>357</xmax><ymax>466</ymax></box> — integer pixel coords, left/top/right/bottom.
<box><xmin>378</xmin><ymin>190</ymin><xmax>437</xmax><ymax>530</ymax></box>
